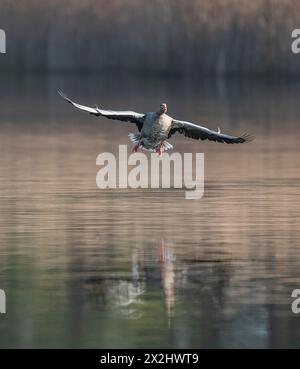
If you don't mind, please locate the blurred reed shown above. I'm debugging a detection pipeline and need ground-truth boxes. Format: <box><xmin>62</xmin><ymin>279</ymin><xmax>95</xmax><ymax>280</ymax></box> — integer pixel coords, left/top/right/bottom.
<box><xmin>0</xmin><ymin>0</ymin><xmax>300</xmax><ymax>77</ymax></box>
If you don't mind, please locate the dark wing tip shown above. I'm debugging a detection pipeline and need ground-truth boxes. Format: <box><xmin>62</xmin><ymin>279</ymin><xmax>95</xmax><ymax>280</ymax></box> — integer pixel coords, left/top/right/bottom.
<box><xmin>58</xmin><ymin>89</ymin><xmax>71</xmax><ymax>103</ymax></box>
<box><xmin>58</xmin><ymin>89</ymin><xmax>65</xmax><ymax>98</ymax></box>
<box><xmin>239</xmin><ymin>133</ymin><xmax>254</xmax><ymax>143</ymax></box>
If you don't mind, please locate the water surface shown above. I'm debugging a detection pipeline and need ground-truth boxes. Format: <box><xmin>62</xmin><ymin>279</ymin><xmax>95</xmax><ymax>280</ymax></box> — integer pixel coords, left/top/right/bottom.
<box><xmin>0</xmin><ymin>75</ymin><xmax>299</xmax><ymax>348</ymax></box>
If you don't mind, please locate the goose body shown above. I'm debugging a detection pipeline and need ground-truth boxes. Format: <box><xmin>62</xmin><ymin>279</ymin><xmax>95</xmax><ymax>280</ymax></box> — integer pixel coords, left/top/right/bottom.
<box><xmin>141</xmin><ymin>109</ymin><xmax>173</xmax><ymax>150</ymax></box>
<box><xmin>59</xmin><ymin>90</ymin><xmax>252</xmax><ymax>155</ymax></box>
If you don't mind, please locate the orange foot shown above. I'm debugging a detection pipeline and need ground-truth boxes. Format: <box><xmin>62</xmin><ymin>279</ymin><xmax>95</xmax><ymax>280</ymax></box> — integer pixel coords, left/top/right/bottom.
<box><xmin>156</xmin><ymin>141</ymin><xmax>164</xmax><ymax>157</ymax></box>
<box><xmin>132</xmin><ymin>141</ymin><xmax>141</xmax><ymax>152</ymax></box>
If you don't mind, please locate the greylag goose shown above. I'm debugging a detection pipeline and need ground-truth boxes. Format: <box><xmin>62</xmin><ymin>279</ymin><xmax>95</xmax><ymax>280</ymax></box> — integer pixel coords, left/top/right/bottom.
<box><xmin>59</xmin><ymin>90</ymin><xmax>252</xmax><ymax>155</ymax></box>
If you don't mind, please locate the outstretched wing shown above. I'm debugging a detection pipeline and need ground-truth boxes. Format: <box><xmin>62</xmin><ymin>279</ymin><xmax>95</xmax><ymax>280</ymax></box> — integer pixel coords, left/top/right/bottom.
<box><xmin>169</xmin><ymin>119</ymin><xmax>253</xmax><ymax>144</ymax></box>
<box><xmin>58</xmin><ymin>90</ymin><xmax>145</xmax><ymax>131</ymax></box>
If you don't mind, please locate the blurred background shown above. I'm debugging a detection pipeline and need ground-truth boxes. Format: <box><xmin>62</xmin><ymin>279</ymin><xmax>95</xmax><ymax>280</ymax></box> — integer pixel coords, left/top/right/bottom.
<box><xmin>0</xmin><ymin>0</ymin><xmax>300</xmax><ymax>349</ymax></box>
<box><xmin>1</xmin><ymin>0</ymin><xmax>300</xmax><ymax>76</ymax></box>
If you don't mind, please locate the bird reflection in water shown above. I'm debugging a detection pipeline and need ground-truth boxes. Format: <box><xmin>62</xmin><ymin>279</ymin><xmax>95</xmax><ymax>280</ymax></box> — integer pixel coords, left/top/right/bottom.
<box><xmin>159</xmin><ymin>239</ymin><xmax>176</xmax><ymax>324</ymax></box>
<box><xmin>84</xmin><ymin>239</ymin><xmax>232</xmax><ymax>327</ymax></box>
<box><xmin>84</xmin><ymin>239</ymin><xmax>177</xmax><ymax>322</ymax></box>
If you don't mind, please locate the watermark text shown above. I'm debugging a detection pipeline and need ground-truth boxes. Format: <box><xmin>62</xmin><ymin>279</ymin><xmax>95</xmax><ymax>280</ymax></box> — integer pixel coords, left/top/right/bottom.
<box><xmin>96</xmin><ymin>145</ymin><xmax>204</xmax><ymax>199</ymax></box>
<box><xmin>291</xmin><ymin>289</ymin><xmax>300</xmax><ymax>314</ymax></box>
<box><xmin>0</xmin><ymin>29</ymin><xmax>6</xmax><ymax>54</ymax></box>
<box><xmin>0</xmin><ymin>289</ymin><xmax>6</xmax><ymax>314</ymax></box>
<box><xmin>291</xmin><ymin>29</ymin><xmax>300</xmax><ymax>54</ymax></box>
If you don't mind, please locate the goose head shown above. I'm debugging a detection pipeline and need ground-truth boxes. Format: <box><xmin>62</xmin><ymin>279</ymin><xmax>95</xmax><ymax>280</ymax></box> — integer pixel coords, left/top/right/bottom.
<box><xmin>158</xmin><ymin>103</ymin><xmax>167</xmax><ymax>115</ymax></box>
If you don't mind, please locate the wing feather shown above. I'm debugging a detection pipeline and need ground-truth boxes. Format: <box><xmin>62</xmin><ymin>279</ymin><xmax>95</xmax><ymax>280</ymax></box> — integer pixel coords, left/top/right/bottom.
<box><xmin>58</xmin><ymin>90</ymin><xmax>145</xmax><ymax>130</ymax></box>
<box><xmin>169</xmin><ymin>119</ymin><xmax>253</xmax><ymax>144</ymax></box>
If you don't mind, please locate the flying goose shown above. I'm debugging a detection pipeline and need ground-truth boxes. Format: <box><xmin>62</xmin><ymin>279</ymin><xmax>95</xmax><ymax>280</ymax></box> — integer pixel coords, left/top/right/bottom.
<box><xmin>58</xmin><ymin>90</ymin><xmax>252</xmax><ymax>155</ymax></box>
